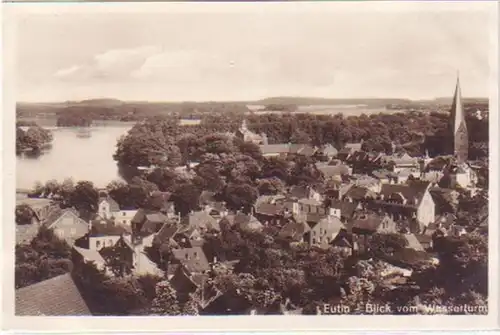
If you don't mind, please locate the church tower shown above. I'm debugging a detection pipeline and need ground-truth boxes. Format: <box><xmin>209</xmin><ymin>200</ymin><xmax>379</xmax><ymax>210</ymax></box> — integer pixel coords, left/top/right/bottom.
<box><xmin>449</xmin><ymin>75</ymin><xmax>468</xmax><ymax>164</ymax></box>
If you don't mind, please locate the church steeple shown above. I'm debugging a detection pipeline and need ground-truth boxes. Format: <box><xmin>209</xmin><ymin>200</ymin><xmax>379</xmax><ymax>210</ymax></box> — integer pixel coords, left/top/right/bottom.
<box><xmin>450</xmin><ymin>73</ymin><xmax>468</xmax><ymax>164</ymax></box>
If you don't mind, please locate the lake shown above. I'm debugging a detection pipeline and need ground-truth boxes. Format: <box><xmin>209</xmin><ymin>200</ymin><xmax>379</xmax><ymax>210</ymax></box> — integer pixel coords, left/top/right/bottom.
<box><xmin>16</xmin><ymin>126</ymin><xmax>134</xmax><ymax>190</ymax></box>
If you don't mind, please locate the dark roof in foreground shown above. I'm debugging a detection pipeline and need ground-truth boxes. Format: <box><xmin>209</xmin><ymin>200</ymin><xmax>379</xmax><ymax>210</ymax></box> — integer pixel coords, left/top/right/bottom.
<box><xmin>16</xmin><ymin>273</ymin><xmax>91</xmax><ymax>316</ymax></box>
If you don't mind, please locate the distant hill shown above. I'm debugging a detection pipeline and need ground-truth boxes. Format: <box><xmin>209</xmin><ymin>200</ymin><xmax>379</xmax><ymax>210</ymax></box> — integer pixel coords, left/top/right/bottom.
<box><xmin>254</xmin><ymin>97</ymin><xmax>412</xmax><ymax>107</ymax></box>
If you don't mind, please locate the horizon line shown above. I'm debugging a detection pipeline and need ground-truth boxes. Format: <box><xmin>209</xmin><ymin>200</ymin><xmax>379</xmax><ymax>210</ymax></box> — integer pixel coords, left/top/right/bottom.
<box><xmin>17</xmin><ymin>95</ymin><xmax>490</xmax><ymax>105</ymax></box>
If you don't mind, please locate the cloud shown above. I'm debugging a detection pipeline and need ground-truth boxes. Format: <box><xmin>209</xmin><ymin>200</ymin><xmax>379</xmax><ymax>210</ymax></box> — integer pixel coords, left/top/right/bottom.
<box><xmin>53</xmin><ymin>45</ymin><xmax>162</xmax><ymax>81</ymax></box>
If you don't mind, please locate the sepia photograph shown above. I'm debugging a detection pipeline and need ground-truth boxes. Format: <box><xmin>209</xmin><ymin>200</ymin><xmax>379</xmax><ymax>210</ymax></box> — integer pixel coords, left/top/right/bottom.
<box><xmin>2</xmin><ymin>0</ymin><xmax>499</xmax><ymax>331</ymax></box>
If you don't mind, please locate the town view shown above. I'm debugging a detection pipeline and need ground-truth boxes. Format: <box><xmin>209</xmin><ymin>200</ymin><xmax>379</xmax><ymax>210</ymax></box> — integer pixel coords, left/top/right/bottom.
<box><xmin>13</xmin><ymin>6</ymin><xmax>489</xmax><ymax>316</ymax></box>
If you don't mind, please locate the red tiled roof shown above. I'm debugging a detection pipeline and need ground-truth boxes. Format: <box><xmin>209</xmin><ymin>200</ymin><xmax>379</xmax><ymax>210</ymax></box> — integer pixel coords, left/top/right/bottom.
<box><xmin>16</xmin><ymin>273</ymin><xmax>91</xmax><ymax>316</ymax></box>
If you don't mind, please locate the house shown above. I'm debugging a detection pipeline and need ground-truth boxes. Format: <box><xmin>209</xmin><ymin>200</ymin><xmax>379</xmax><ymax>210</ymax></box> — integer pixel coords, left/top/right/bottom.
<box><xmin>253</xmin><ymin>202</ymin><xmax>286</xmax><ymax>226</ymax></box>
<box><xmin>173</xmin><ymin>226</ymin><xmax>205</xmax><ymax>248</ymax></box>
<box><xmin>372</xmin><ymin>180</ymin><xmax>435</xmax><ymax>230</ymax></box>
<box><xmin>330</xmin><ymin>230</ymin><xmax>358</xmax><ymax>256</ymax></box>
<box><xmin>305</xmin><ymin>215</ymin><xmax>345</xmax><ymax>249</ymax></box>
<box><xmin>72</xmin><ymin>246</ymin><xmax>108</xmax><ymax>272</ymax></box>
<box><xmin>350</xmin><ymin>212</ymin><xmax>397</xmax><ymax>236</ymax></box>
<box><xmin>448</xmin><ymin>163</ymin><xmax>478</xmax><ymax>189</ymax></box>
<box><xmin>46</xmin><ymin>209</ymin><xmax>89</xmax><ymax>246</ymax></box>
<box><xmin>153</xmin><ymin>222</ymin><xmax>180</xmax><ymax>248</ymax></box>
<box><xmin>328</xmin><ymin>200</ymin><xmax>357</xmax><ymax>223</ymax></box>
<box><xmin>352</xmin><ymin>175</ymin><xmax>382</xmax><ymax>193</ymax></box>
<box><xmin>108</xmin><ymin>235</ymin><xmax>136</xmax><ymax>271</ymax></box>
<box><xmin>15</xmin><ymin>273</ymin><xmax>91</xmax><ymax>316</ymax></box>
<box><xmin>169</xmin><ymin>266</ymin><xmax>210</xmax><ymax>300</ymax></box>
<box><xmin>383</xmin><ymin>152</ymin><xmax>420</xmax><ymax>172</ymax></box>
<box><xmin>292</xmin><ymin>198</ymin><xmax>327</xmax><ymax>217</ymax></box>
<box><xmin>337</xmin><ymin>140</ymin><xmax>363</xmax><ymax>160</ymax></box>
<box><xmin>131</xmin><ymin>209</ymin><xmax>170</xmax><ymax>243</ymax></box>
<box><xmin>86</xmin><ymin>219</ymin><xmax>132</xmax><ymax>251</ymax></box>
<box><xmin>113</xmin><ymin>209</ymin><xmax>139</xmax><ymax>227</ymax></box>
<box><xmin>429</xmin><ymin>187</ymin><xmax>460</xmax><ymax>215</ymax></box>
<box><xmin>259</xmin><ymin>144</ymin><xmax>292</xmax><ymax>157</ymax></box>
<box><xmin>342</xmin><ymin>185</ymin><xmax>376</xmax><ymax>204</ymax></box>
<box><xmin>320</xmin><ymin>144</ymin><xmax>338</xmax><ymax>158</ymax></box>
<box><xmin>289</xmin><ymin>144</ymin><xmax>318</xmax><ymax>157</ymax></box>
<box><xmin>97</xmin><ymin>196</ymin><xmax>120</xmax><ymax>219</ymax></box>
<box><xmin>232</xmin><ymin>212</ymin><xmax>264</xmax><ymax>231</ymax></box>
<box><xmin>316</xmin><ymin>163</ymin><xmax>350</xmax><ymax>180</ymax></box>
<box><xmin>278</xmin><ymin>219</ymin><xmax>311</xmax><ymax>243</ymax></box>
<box><xmin>289</xmin><ymin>185</ymin><xmax>324</xmax><ymax>202</ymax></box>
<box><xmin>181</xmin><ymin>210</ymin><xmax>220</xmax><ymax>233</ymax></box>
<box><xmin>234</xmin><ymin>120</ymin><xmax>267</xmax><ymax>145</ymax></box>
<box><xmin>171</xmin><ymin>247</ymin><xmax>211</xmax><ymax>275</ymax></box>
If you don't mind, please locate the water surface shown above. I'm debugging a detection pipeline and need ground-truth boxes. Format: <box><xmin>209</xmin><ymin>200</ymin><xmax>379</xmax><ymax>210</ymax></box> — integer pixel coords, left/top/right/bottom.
<box><xmin>16</xmin><ymin>126</ymin><xmax>133</xmax><ymax>190</ymax></box>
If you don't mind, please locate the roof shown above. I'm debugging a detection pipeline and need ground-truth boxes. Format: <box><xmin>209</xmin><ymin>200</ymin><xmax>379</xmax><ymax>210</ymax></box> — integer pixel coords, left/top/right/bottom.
<box><xmin>328</xmin><ymin>200</ymin><xmax>357</xmax><ymax>219</ymax></box>
<box><xmin>379</xmin><ymin>181</ymin><xmax>430</xmax><ymax>207</ymax></box>
<box><xmin>150</xmin><ymin>191</ymin><xmax>172</xmax><ymax>210</ymax></box>
<box><xmin>254</xmin><ymin>202</ymin><xmax>284</xmax><ymax>216</ymax></box>
<box><xmin>171</xmin><ymin>247</ymin><xmax>211</xmax><ymax>273</ymax></box>
<box><xmin>233</xmin><ymin>213</ymin><xmax>263</xmax><ymax>231</ymax></box>
<box><xmin>404</xmin><ymin>234</ymin><xmax>425</xmax><ymax>251</ymax></box>
<box><xmin>298</xmin><ymin>198</ymin><xmax>323</xmax><ymax>207</ymax></box>
<box><xmin>279</xmin><ymin>220</ymin><xmax>311</xmax><ymax>241</ymax></box>
<box><xmin>132</xmin><ymin>209</ymin><xmax>168</xmax><ymax>234</ymax></box>
<box><xmin>73</xmin><ymin>246</ymin><xmax>107</xmax><ymax>266</ymax></box>
<box><xmin>321</xmin><ymin>144</ymin><xmax>338</xmax><ymax>156</ymax></box>
<box><xmin>90</xmin><ymin>220</ymin><xmax>131</xmax><ymax>236</ymax></box>
<box><xmin>351</xmin><ymin>213</ymin><xmax>387</xmax><ymax>232</ymax></box>
<box><xmin>343</xmin><ymin>186</ymin><xmax>375</xmax><ymax>201</ymax></box>
<box><xmin>289</xmin><ymin>185</ymin><xmax>309</xmax><ymax>199</ymax></box>
<box><xmin>344</xmin><ymin>142</ymin><xmax>363</xmax><ymax>151</ymax></box>
<box><xmin>16</xmin><ymin>273</ymin><xmax>91</xmax><ymax>316</ymax></box>
<box><xmin>259</xmin><ymin>144</ymin><xmax>291</xmax><ymax>155</ymax></box>
<box><xmin>154</xmin><ymin>222</ymin><xmax>180</xmax><ymax>244</ymax></box>
<box><xmin>99</xmin><ymin>197</ymin><xmax>120</xmax><ymax>212</ymax></box>
<box><xmin>46</xmin><ymin>209</ymin><xmax>85</xmax><ymax>229</ymax></box>
<box><xmin>317</xmin><ymin>164</ymin><xmax>349</xmax><ymax>178</ymax></box>
<box><xmin>314</xmin><ymin>216</ymin><xmax>345</xmax><ymax>231</ymax></box>
<box><xmin>182</xmin><ymin>211</ymin><xmax>220</xmax><ymax>231</ymax></box>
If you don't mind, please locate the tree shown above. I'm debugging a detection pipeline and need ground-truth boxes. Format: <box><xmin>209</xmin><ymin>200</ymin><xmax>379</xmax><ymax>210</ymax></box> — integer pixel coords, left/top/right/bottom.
<box><xmin>257</xmin><ymin>177</ymin><xmax>285</xmax><ymax>195</ymax></box>
<box><xmin>176</xmin><ymin>133</ymin><xmax>201</xmax><ymax>164</ymax></box>
<box><xmin>150</xmin><ymin>280</ymin><xmax>181</xmax><ymax>315</ymax></box>
<box><xmin>172</xmin><ymin>181</ymin><xmax>202</xmax><ymax>215</ymax></box>
<box><xmin>15</xmin><ymin>226</ymin><xmax>72</xmax><ymax>289</ymax></box>
<box><xmin>114</xmin><ymin>121</ymin><xmax>182</xmax><ymax>169</ymax></box>
<box><xmin>223</xmin><ymin>183</ymin><xmax>258</xmax><ymax>213</ymax></box>
<box><xmin>290</xmin><ymin>129</ymin><xmax>311</xmax><ymax>144</ymax></box>
<box><xmin>99</xmin><ymin>246</ymin><xmax>133</xmax><ymax>277</ymax></box>
<box><xmin>261</xmin><ymin>156</ymin><xmax>289</xmax><ymax>181</ymax></box>
<box><xmin>146</xmin><ymin>168</ymin><xmax>178</xmax><ymax>192</ymax></box>
<box><xmin>193</xmin><ymin>163</ymin><xmax>225</xmax><ymax>192</ymax></box>
<box><xmin>59</xmin><ymin>178</ymin><xmax>75</xmax><ymax>206</ymax></box>
<box><xmin>70</xmin><ymin>180</ymin><xmax>99</xmax><ymax>214</ymax></box>
<box><xmin>15</xmin><ymin>204</ymin><xmax>35</xmax><ymax>225</ymax></box>
<box><xmin>44</xmin><ymin>179</ymin><xmax>60</xmax><ymax>197</ymax></box>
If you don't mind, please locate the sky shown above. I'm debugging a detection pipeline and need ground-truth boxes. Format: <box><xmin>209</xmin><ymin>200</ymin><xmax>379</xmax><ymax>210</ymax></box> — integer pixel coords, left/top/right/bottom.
<box><xmin>11</xmin><ymin>2</ymin><xmax>494</xmax><ymax>102</ymax></box>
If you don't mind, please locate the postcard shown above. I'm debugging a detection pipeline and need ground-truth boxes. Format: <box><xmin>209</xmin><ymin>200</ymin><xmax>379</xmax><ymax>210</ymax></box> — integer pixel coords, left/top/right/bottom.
<box><xmin>2</xmin><ymin>0</ymin><xmax>498</xmax><ymax>331</ymax></box>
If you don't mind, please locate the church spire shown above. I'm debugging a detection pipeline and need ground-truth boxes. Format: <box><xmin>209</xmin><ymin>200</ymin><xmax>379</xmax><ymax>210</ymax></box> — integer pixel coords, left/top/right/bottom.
<box><xmin>450</xmin><ymin>73</ymin><xmax>468</xmax><ymax>164</ymax></box>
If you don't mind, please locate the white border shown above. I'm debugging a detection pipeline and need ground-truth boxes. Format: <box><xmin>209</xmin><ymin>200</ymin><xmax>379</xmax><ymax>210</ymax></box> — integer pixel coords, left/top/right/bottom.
<box><xmin>2</xmin><ymin>1</ymin><xmax>499</xmax><ymax>331</ymax></box>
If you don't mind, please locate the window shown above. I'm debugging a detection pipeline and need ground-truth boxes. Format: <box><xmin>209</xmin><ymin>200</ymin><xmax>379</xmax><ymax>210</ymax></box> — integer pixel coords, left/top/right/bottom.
<box><xmin>109</xmin><ymin>239</ymin><xmax>113</xmax><ymax>246</ymax></box>
<box><xmin>312</xmin><ymin>238</ymin><xmax>317</xmax><ymax>244</ymax></box>
<box><xmin>313</xmin><ymin>231</ymin><xmax>316</xmax><ymax>236</ymax></box>
<box><xmin>194</xmin><ymin>252</ymin><xmax>199</xmax><ymax>259</ymax></box>
<box><xmin>123</xmin><ymin>220</ymin><xmax>127</xmax><ymax>224</ymax></box>
<box><xmin>96</xmin><ymin>241</ymin><xmax>101</xmax><ymax>248</ymax></box>
<box><xmin>123</xmin><ymin>212</ymin><xmax>126</xmax><ymax>216</ymax></box>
